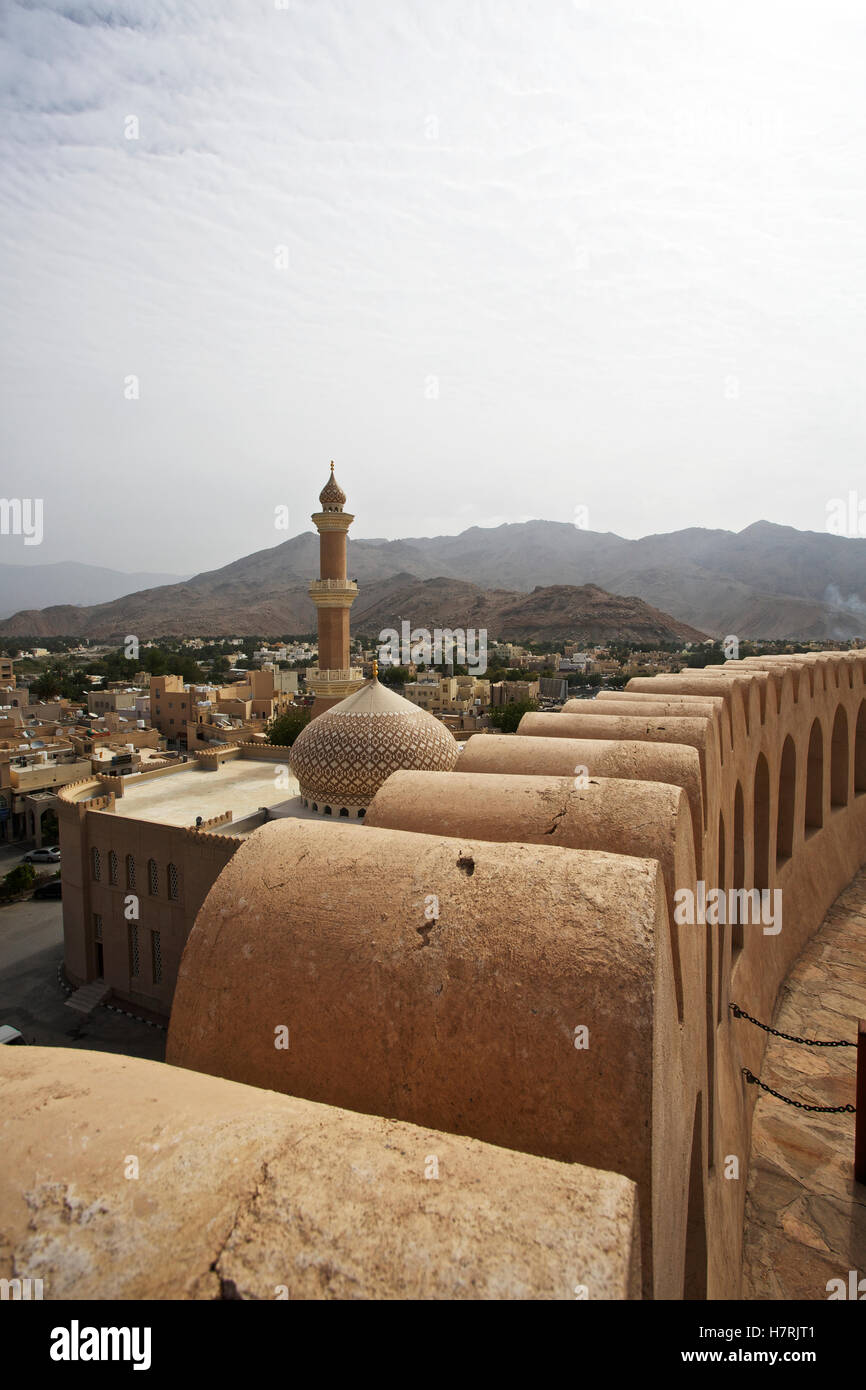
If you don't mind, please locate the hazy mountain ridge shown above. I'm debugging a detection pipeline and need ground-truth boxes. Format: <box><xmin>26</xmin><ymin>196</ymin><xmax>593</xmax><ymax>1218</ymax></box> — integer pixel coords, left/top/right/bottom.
<box><xmin>0</xmin><ymin>520</ymin><xmax>863</xmax><ymax>640</ymax></box>
<box><xmin>0</xmin><ymin>561</ymin><xmax>190</xmax><ymax>619</ymax></box>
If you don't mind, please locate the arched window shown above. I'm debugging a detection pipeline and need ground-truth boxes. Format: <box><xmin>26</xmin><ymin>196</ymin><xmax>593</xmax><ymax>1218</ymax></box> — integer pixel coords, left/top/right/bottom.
<box><xmin>732</xmin><ymin>783</ymin><xmax>745</xmax><ymax>957</ymax></box>
<box><xmin>147</xmin><ymin>858</ymin><xmax>158</xmax><ymax>896</ymax></box>
<box><xmin>776</xmin><ymin>736</ymin><xmax>796</xmax><ymax>864</ymax></box>
<box><xmin>339</xmin><ymin>808</ymin><xmax>349</xmax><ymax>817</ymax></box>
<box><xmin>91</xmin><ymin>847</ymin><xmax>101</xmax><ymax>882</ymax></box>
<box><xmin>716</xmin><ymin>813</ymin><xmax>726</xmax><ymax>1026</ymax></box>
<box><xmin>126</xmin><ymin>854</ymin><xmax>136</xmax><ymax>890</ymax></box>
<box><xmin>856</xmin><ymin>701</ymin><xmax>866</xmax><ymax>795</ymax></box>
<box><xmin>753</xmin><ymin>754</ymin><xmax>770</xmax><ymax>892</ymax></box>
<box><xmin>168</xmin><ymin>863</ymin><xmax>179</xmax><ymax>901</ymax></box>
<box><xmin>830</xmin><ymin>706</ymin><xmax>849</xmax><ymax>807</ymax></box>
<box><xmin>805</xmin><ymin>719</ymin><xmax>824</xmax><ymax>833</ymax></box>
<box><xmin>108</xmin><ymin>850</ymin><xmax>118</xmax><ymax>885</ymax></box>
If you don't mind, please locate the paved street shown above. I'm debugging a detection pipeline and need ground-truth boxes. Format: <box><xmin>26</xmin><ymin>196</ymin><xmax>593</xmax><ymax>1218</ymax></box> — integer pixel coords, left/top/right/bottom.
<box><xmin>0</xmin><ymin>896</ymin><xmax>165</xmax><ymax>1061</ymax></box>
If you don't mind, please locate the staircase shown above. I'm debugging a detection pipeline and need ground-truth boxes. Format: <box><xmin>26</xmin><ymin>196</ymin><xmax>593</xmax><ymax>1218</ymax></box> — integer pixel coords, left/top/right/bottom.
<box><xmin>64</xmin><ymin>980</ymin><xmax>109</xmax><ymax>1016</ymax></box>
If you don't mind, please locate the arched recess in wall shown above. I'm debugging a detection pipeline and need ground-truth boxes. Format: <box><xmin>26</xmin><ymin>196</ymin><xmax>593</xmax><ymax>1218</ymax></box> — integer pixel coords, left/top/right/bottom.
<box><xmin>805</xmin><ymin>719</ymin><xmax>824</xmax><ymax>834</ymax></box>
<box><xmin>776</xmin><ymin>736</ymin><xmax>796</xmax><ymax>865</ymax></box>
<box><xmin>830</xmin><ymin>706</ymin><xmax>849</xmax><ymax>808</ymax></box>
<box><xmin>753</xmin><ymin>754</ymin><xmax>770</xmax><ymax>893</ymax></box>
<box><xmin>716</xmin><ymin>813</ymin><xmax>726</xmax><ymax>1028</ymax></box>
<box><xmin>683</xmin><ymin>1092</ymin><xmax>708</xmax><ymax>1300</ymax></box>
<box><xmin>857</xmin><ymin>701</ymin><xmax>866</xmax><ymax>795</ymax></box>
<box><xmin>732</xmin><ymin>783</ymin><xmax>745</xmax><ymax>957</ymax></box>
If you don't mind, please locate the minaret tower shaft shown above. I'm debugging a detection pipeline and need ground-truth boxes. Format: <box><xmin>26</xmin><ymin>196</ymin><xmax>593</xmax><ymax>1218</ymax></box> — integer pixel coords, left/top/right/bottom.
<box><xmin>307</xmin><ymin>462</ymin><xmax>364</xmax><ymax>717</ymax></box>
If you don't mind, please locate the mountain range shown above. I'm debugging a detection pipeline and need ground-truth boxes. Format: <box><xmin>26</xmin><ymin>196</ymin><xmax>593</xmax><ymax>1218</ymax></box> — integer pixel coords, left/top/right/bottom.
<box><xmin>0</xmin><ymin>519</ymin><xmax>863</xmax><ymax>641</ymax></box>
<box><xmin>0</xmin><ymin>561</ymin><xmax>188</xmax><ymax>620</ymax></box>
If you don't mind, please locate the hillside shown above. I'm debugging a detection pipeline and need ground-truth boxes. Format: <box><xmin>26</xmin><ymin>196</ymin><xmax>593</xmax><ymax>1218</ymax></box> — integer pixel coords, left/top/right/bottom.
<box><xmin>0</xmin><ymin>519</ymin><xmax>863</xmax><ymax>640</ymax></box>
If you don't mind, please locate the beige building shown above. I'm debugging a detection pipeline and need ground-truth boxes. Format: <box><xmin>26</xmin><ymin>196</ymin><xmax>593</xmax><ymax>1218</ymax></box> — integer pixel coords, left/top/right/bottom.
<box><xmin>404</xmin><ymin>674</ymin><xmax>491</xmax><ymax>716</ymax></box>
<box><xmin>489</xmin><ymin>679</ymin><xmax>540</xmax><ymax>705</ymax></box>
<box><xmin>58</xmin><ymin>746</ymin><xmax>342</xmax><ymax>1017</ymax></box>
<box><xmin>151</xmin><ymin>669</ymin><xmax>293</xmax><ymax>748</ymax></box>
<box><xmin>88</xmin><ymin>689</ymin><xmax>138</xmax><ymax>716</ymax></box>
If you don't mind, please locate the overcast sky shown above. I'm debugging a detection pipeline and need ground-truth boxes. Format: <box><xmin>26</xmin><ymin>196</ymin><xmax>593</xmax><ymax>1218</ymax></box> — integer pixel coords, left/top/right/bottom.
<box><xmin>1</xmin><ymin>0</ymin><xmax>864</xmax><ymax>576</ymax></box>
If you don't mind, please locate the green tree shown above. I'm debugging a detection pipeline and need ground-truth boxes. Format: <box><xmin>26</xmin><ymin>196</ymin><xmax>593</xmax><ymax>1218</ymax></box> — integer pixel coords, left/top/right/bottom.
<box><xmin>3</xmin><ymin>863</ymin><xmax>35</xmax><ymax>895</ymax></box>
<box><xmin>487</xmin><ymin>699</ymin><xmax>538</xmax><ymax>733</ymax></box>
<box><xmin>31</xmin><ymin>669</ymin><xmax>62</xmax><ymax>699</ymax></box>
<box><xmin>380</xmin><ymin>665</ymin><xmax>411</xmax><ymax>688</ymax></box>
<box><xmin>267</xmin><ymin>708</ymin><xmax>311</xmax><ymax>746</ymax></box>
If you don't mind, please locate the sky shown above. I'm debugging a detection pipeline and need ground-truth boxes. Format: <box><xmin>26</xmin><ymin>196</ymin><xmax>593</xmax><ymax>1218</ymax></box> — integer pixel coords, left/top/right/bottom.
<box><xmin>1</xmin><ymin>0</ymin><xmax>865</xmax><ymax>576</ymax></box>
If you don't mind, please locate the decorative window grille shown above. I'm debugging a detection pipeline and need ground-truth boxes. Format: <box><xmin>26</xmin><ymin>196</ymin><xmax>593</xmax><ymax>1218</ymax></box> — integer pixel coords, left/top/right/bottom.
<box><xmin>93</xmin><ymin>913</ymin><xmax>102</xmax><ymax>940</ymax></box>
<box><xmin>168</xmin><ymin>862</ymin><xmax>179</xmax><ymax>901</ymax></box>
<box><xmin>151</xmin><ymin>930</ymin><xmax>162</xmax><ymax>984</ymax></box>
<box><xmin>126</xmin><ymin>854</ymin><xmax>136</xmax><ymax>890</ymax></box>
<box><xmin>147</xmin><ymin>858</ymin><xmax>158</xmax><ymax>896</ymax></box>
<box><xmin>91</xmin><ymin>847</ymin><xmax>101</xmax><ymax>881</ymax></box>
<box><xmin>108</xmin><ymin>850</ymin><xmax>118</xmax><ymax>885</ymax></box>
<box><xmin>129</xmin><ymin>923</ymin><xmax>140</xmax><ymax>977</ymax></box>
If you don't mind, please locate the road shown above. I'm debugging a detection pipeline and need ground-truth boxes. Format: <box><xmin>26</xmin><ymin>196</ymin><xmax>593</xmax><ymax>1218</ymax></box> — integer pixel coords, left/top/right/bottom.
<box><xmin>0</xmin><ymin>895</ymin><xmax>165</xmax><ymax>1061</ymax></box>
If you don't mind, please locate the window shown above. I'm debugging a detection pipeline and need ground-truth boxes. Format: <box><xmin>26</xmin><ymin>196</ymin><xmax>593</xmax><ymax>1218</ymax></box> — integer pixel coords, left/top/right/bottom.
<box><xmin>108</xmin><ymin>850</ymin><xmax>118</xmax><ymax>885</ymax></box>
<box><xmin>91</xmin><ymin>847</ymin><xmax>101</xmax><ymax>882</ymax></box>
<box><xmin>129</xmin><ymin>923</ymin><xmax>140</xmax><ymax>977</ymax></box>
<box><xmin>126</xmin><ymin>854</ymin><xmax>136</xmax><ymax>890</ymax></box>
<box><xmin>168</xmin><ymin>862</ymin><xmax>179</xmax><ymax>901</ymax></box>
<box><xmin>151</xmin><ymin>930</ymin><xmax>162</xmax><ymax>984</ymax></box>
<box><xmin>147</xmin><ymin>859</ymin><xmax>158</xmax><ymax>896</ymax></box>
<box><xmin>93</xmin><ymin>913</ymin><xmax>102</xmax><ymax>940</ymax></box>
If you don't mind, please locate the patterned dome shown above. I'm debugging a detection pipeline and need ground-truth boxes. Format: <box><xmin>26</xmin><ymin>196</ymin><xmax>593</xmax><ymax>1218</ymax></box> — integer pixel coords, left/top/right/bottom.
<box><xmin>289</xmin><ymin>678</ymin><xmax>459</xmax><ymax>813</ymax></box>
<box><xmin>319</xmin><ymin>461</ymin><xmax>346</xmax><ymax>510</ymax></box>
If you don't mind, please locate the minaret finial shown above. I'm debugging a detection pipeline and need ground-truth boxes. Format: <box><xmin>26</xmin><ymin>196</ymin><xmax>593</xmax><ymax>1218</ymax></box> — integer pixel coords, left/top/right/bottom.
<box><xmin>372</xmin><ymin>657</ymin><xmax>379</xmax><ymax>680</ymax></box>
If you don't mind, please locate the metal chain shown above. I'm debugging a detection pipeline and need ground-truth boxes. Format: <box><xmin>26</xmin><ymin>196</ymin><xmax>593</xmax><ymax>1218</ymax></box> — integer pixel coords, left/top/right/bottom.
<box><xmin>729</xmin><ymin>1002</ymin><xmax>854</xmax><ymax>1047</ymax></box>
<box><xmin>742</xmin><ymin>1068</ymin><xmax>856</xmax><ymax>1114</ymax></box>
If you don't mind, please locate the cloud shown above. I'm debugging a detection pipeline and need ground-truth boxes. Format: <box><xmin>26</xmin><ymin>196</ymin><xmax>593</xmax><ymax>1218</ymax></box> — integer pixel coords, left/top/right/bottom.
<box><xmin>1</xmin><ymin>0</ymin><xmax>865</xmax><ymax>570</ymax></box>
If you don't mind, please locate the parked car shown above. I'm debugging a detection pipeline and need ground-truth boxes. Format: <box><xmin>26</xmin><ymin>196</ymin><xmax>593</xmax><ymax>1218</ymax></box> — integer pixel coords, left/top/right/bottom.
<box><xmin>0</xmin><ymin>1025</ymin><xmax>26</xmax><ymax>1045</ymax></box>
<box><xmin>22</xmin><ymin>847</ymin><xmax>60</xmax><ymax>864</ymax></box>
<box><xmin>32</xmin><ymin>879</ymin><xmax>62</xmax><ymax>900</ymax></box>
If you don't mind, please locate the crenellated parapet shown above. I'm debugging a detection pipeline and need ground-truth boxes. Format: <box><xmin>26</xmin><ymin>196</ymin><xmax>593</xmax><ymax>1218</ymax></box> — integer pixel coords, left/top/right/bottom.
<box><xmin>167</xmin><ymin>648</ymin><xmax>866</xmax><ymax>1301</ymax></box>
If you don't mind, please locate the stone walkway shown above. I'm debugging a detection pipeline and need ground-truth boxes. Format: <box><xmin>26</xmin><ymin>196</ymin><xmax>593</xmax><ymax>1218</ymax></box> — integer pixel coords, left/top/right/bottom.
<box><xmin>742</xmin><ymin>868</ymin><xmax>866</xmax><ymax>1299</ymax></box>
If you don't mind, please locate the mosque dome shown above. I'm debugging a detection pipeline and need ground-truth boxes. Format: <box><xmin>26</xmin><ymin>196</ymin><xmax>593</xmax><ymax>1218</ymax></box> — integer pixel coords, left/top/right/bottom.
<box><xmin>319</xmin><ymin>461</ymin><xmax>346</xmax><ymax>511</ymax></box>
<box><xmin>289</xmin><ymin>675</ymin><xmax>459</xmax><ymax>815</ymax></box>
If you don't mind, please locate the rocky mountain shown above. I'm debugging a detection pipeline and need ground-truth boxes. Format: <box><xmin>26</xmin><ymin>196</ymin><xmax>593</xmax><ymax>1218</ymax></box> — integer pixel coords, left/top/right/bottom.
<box><xmin>353</xmin><ymin>577</ymin><xmax>707</xmax><ymax>645</ymax></box>
<box><xmin>0</xmin><ymin>519</ymin><xmax>863</xmax><ymax>640</ymax></box>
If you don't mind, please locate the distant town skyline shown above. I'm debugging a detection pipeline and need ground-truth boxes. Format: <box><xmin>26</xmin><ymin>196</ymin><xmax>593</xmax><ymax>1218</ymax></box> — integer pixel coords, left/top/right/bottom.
<box><xmin>2</xmin><ymin>0</ymin><xmax>865</xmax><ymax>574</ymax></box>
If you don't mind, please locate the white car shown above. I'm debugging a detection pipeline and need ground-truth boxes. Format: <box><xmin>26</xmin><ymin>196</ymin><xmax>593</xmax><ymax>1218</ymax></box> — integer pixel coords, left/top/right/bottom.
<box><xmin>22</xmin><ymin>847</ymin><xmax>61</xmax><ymax>864</ymax></box>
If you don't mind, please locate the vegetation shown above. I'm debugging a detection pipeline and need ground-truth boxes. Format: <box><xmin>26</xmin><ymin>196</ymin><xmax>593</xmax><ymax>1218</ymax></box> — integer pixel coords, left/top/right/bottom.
<box><xmin>267</xmin><ymin>708</ymin><xmax>311</xmax><ymax>746</ymax></box>
<box><xmin>487</xmin><ymin>699</ymin><xmax>539</xmax><ymax>733</ymax></box>
<box><xmin>379</xmin><ymin>665</ymin><xmax>412</xmax><ymax>689</ymax></box>
<box><xmin>2</xmin><ymin>863</ymin><xmax>35</xmax><ymax>896</ymax></box>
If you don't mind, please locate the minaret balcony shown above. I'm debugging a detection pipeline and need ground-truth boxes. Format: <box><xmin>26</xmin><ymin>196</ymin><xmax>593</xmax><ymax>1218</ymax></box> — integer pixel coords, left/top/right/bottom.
<box><xmin>309</xmin><ymin>578</ymin><xmax>359</xmax><ymax>608</ymax></box>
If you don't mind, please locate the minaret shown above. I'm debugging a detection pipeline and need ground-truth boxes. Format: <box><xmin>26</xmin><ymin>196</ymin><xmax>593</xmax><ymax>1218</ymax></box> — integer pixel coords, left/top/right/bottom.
<box><xmin>307</xmin><ymin>462</ymin><xmax>364</xmax><ymax>717</ymax></box>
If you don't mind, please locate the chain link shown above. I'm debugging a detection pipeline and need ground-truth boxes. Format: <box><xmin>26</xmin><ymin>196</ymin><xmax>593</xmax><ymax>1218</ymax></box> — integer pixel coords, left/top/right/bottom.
<box><xmin>729</xmin><ymin>1002</ymin><xmax>854</xmax><ymax>1047</ymax></box>
<box><xmin>742</xmin><ymin>1068</ymin><xmax>856</xmax><ymax>1114</ymax></box>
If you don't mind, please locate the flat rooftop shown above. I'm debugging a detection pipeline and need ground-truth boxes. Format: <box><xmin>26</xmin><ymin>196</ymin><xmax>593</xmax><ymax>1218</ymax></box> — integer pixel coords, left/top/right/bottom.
<box><xmin>113</xmin><ymin>759</ymin><xmax>303</xmax><ymax>828</ymax></box>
